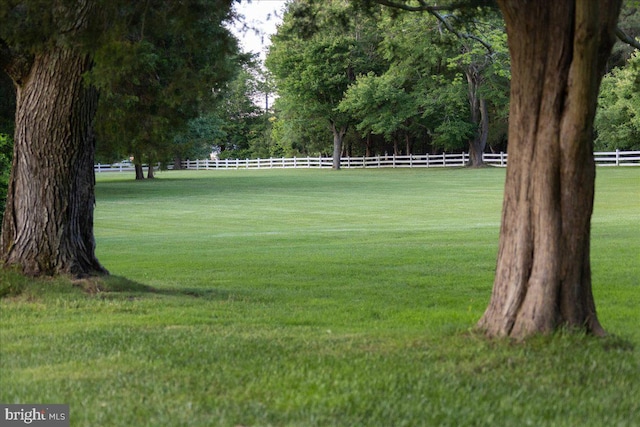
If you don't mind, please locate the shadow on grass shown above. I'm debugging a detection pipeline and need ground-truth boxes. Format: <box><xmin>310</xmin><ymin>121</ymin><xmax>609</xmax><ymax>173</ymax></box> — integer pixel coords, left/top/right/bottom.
<box><xmin>81</xmin><ymin>275</ymin><xmax>232</xmax><ymax>301</ymax></box>
<box><xmin>0</xmin><ymin>269</ymin><xmax>233</xmax><ymax>301</ymax></box>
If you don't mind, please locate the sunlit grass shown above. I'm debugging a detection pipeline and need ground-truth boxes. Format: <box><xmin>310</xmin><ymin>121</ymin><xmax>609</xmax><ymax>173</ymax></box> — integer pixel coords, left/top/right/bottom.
<box><xmin>1</xmin><ymin>167</ymin><xmax>638</xmax><ymax>426</ymax></box>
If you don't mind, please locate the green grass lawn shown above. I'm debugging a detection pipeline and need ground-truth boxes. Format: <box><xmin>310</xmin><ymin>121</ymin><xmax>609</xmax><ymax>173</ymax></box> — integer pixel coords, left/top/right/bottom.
<box><xmin>1</xmin><ymin>167</ymin><xmax>639</xmax><ymax>426</ymax></box>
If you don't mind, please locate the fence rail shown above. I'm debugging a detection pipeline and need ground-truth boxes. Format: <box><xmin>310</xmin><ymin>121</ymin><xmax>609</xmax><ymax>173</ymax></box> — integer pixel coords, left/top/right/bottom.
<box><xmin>94</xmin><ymin>150</ymin><xmax>640</xmax><ymax>172</ymax></box>
<box><xmin>181</xmin><ymin>152</ymin><xmax>478</xmax><ymax>170</ymax></box>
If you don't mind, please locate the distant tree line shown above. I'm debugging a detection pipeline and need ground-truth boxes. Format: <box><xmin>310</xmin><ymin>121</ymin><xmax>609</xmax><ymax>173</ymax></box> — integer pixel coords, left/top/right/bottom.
<box><xmin>1</xmin><ymin>2</ymin><xmax>637</xmax><ymax>181</ymax></box>
<box><xmin>244</xmin><ymin>0</ymin><xmax>638</xmax><ymax>169</ymax></box>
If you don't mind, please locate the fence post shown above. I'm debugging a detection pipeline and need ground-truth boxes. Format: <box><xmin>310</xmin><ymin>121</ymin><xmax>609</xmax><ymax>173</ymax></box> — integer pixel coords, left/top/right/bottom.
<box><xmin>616</xmin><ymin>149</ymin><xmax>620</xmax><ymax>166</ymax></box>
<box><xmin>501</xmin><ymin>152</ymin><xmax>505</xmax><ymax>167</ymax></box>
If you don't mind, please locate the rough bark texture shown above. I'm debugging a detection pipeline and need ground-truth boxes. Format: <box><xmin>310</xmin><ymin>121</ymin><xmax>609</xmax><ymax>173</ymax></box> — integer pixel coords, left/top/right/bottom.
<box><xmin>1</xmin><ymin>46</ymin><xmax>107</xmax><ymax>277</ymax></box>
<box><xmin>477</xmin><ymin>0</ymin><xmax>621</xmax><ymax>338</ymax></box>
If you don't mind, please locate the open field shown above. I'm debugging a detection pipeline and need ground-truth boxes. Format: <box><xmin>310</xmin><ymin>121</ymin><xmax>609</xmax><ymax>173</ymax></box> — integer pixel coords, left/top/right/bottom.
<box><xmin>1</xmin><ymin>167</ymin><xmax>639</xmax><ymax>426</ymax></box>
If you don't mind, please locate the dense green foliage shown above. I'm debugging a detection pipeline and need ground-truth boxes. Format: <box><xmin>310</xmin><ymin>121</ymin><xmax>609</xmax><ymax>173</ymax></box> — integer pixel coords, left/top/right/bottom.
<box><xmin>594</xmin><ymin>4</ymin><xmax>640</xmax><ymax>150</ymax></box>
<box><xmin>264</xmin><ymin>1</ymin><xmax>510</xmax><ymax>160</ymax></box>
<box><xmin>0</xmin><ymin>134</ymin><xmax>11</xmax><ymax>216</ymax></box>
<box><xmin>1</xmin><ymin>168</ymin><xmax>638</xmax><ymax>425</ymax></box>
<box><xmin>86</xmin><ymin>0</ymin><xmax>239</xmax><ymax>173</ymax></box>
<box><xmin>211</xmin><ymin>61</ymin><xmax>275</xmax><ymax>159</ymax></box>
<box><xmin>596</xmin><ymin>50</ymin><xmax>640</xmax><ymax>150</ymax></box>
<box><xmin>261</xmin><ymin>1</ymin><xmax>640</xmax><ymax>161</ymax></box>
<box><xmin>267</xmin><ymin>0</ymin><xmax>384</xmax><ymax>162</ymax></box>
<box><xmin>341</xmin><ymin>9</ymin><xmax>509</xmax><ymax>157</ymax></box>
<box><xmin>1</xmin><ymin>0</ymin><xmax>241</xmax><ymax>178</ymax></box>
<box><xmin>0</xmin><ymin>73</ymin><xmax>14</xmax><ymax>216</ymax></box>
<box><xmin>3</xmin><ymin>1</ymin><xmax>636</xmax><ymax>165</ymax></box>
<box><xmin>609</xmin><ymin>3</ymin><xmax>640</xmax><ymax>69</ymax></box>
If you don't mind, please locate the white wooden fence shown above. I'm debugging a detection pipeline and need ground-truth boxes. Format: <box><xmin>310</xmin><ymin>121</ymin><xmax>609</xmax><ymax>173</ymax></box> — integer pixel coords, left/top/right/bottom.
<box><xmin>182</xmin><ymin>152</ymin><xmax>480</xmax><ymax>170</ymax></box>
<box><xmin>94</xmin><ymin>150</ymin><xmax>640</xmax><ymax>172</ymax></box>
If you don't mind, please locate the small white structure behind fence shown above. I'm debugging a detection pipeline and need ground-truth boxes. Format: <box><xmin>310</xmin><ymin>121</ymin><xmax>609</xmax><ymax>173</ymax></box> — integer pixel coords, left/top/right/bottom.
<box><xmin>95</xmin><ymin>150</ymin><xmax>640</xmax><ymax>172</ymax></box>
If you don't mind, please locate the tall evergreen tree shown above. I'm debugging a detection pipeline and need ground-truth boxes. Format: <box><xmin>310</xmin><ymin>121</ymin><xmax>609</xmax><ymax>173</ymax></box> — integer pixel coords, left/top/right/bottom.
<box><xmin>89</xmin><ymin>1</ymin><xmax>239</xmax><ymax>179</ymax></box>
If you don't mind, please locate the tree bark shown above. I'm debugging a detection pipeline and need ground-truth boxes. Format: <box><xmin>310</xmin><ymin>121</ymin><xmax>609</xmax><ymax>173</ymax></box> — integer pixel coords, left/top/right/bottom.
<box><xmin>466</xmin><ymin>67</ymin><xmax>487</xmax><ymax>167</ymax></box>
<box><xmin>134</xmin><ymin>162</ymin><xmax>145</xmax><ymax>180</ymax></box>
<box><xmin>405</xmin><ymin>132</ymin><xmax>411</xmax><ymax>157</ymax></box>
<box><xmin>330</xmin><ymin>121</ymin><xmax>347</xmax><ymax>170</ymax></box>
<box><xmin>1</xmin><ymin>46</ymin><xmax>107</xmax><ymax>277</ymax></box>
<box><xmin>173</xmin><ymin>156</ymin><xmax>184</xmax><ymax>170</ymax></box>
<box><xmin>477</xmin><ymin>0</ymin><xmax>621</xmax><ymax>338</ymax></box>
<box><xmin>147</xmin><ymin>163</ymin><xmax>155</xmax><ymax>179</ymax></box>
<box><xmin>468</xmin><ymin>98</ymin><xmax>488</xmax><ymax>167</ymax></box>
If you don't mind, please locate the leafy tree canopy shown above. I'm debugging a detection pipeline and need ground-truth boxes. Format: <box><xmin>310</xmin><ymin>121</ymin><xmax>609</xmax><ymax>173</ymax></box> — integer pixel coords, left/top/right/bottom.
<box><xmin>596</xmin><ymin>49</ymin><xmax>640</xmax><ymax>150</ymax></box>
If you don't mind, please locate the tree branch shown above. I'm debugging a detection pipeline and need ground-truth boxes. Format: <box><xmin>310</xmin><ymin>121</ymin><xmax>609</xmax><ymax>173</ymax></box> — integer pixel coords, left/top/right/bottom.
<box><xmin>616</xmin><ymin>27</ymin><xmax>640</xmax><ymax>50</ymax></box>
<box><xmin>374</xmin><ymin>0</ymin><xmax>495</xmax><ymax>12</ymax></box>
<box><xmin>374</xmin><ymin>0</ymin><xmax>494</xmax><ymax>53</ymax></box>
<box><xmin>375</xmin><ymin>0</ymin><xmax>467</xmax><ymax>12</ymax></box>
<box><xmin>432</xmin><ymin>11</ymin><xmax>493</xmax><ymax>52</ymax></box>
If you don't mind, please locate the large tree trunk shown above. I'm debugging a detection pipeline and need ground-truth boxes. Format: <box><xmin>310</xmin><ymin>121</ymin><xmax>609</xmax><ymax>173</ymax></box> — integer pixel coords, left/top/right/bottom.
<box><xmin>1</xmin><ymin>46</ymin><xmax>107</xmax><ymax>277</ymax></box>
<box><xmin>477</xmin><ymin>1</ymin><xmax>621</xmax><ymax>338</ymax></box>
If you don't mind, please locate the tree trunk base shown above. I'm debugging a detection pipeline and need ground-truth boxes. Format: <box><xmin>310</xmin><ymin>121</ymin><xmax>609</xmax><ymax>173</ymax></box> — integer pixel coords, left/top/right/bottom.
<box><xmin>1</xmin><ymin>47</ymin><xmax>108</xmax><ymax>278</ymax></box>
<box><xmin>476</xmin><ymin>0</ymin><xmax>621</xmax><ymax>340</ymax></box>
